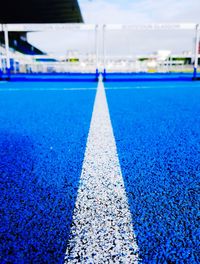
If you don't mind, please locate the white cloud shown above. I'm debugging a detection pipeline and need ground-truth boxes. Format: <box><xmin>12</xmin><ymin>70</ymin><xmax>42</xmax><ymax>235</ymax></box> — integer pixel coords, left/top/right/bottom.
<box><xmin>28</xmin><ymin>1</ymin><xmax>200</xmax><ymax>56</ymax></box>
<box><xmin>79</xmin><ymin>0</ymin><xmax>200</xmax><ymax>24</ymax></box>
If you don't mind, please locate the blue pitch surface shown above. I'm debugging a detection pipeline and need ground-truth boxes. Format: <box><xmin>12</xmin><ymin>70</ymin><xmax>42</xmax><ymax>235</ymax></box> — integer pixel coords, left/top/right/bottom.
<box><xmin>106</xmin><ymin>81</ymin><xmax>200</xmax><ymax>263</ymax></box>
<box><xmin>0</xmin><ymin>81</ymin><xmax>96</xmax><ymax>263</ymax></box>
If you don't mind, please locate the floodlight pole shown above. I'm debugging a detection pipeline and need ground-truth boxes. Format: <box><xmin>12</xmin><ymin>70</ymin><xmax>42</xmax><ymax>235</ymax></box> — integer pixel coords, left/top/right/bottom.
<box><xmin>3</xmin><ymin>24</ymin><xmax>10</xmax><ymax>76</ymax></box>
<box><xmin>193</xmin><ymin>24</ymin><xmax>199</xmax><ymax>79</ymax></box>
<box><xmin>103</xmin><ymin>24</ymin><xmax>106</xmax><ymax>79</ymax></box>
<box><xmin>95</xmin><ymin>24</ymin><xmax>99</xmax><ymax>79</ymax></box>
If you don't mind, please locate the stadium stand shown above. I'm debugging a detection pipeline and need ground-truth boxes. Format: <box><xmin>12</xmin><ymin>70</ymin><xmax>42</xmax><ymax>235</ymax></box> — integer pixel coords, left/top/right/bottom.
<box><xmin>0</xmin><ymin>0</ymin><xmax>83</xmax><ymax>56</ymax></box>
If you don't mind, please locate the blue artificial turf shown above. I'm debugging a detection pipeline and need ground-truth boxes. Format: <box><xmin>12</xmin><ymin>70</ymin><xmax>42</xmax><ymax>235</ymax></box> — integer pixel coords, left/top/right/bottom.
<box><xmin>0</xmin><ymin>81</ymin><xmax>96</xmax><ymax>263</ymax></box>
<box><xmin>0</xmin><ymin>81</ymin><xmax>97</xmax><ymax>91</ymax></box>
<box><xmin>106</xmin><ymin>81</ymin><xmax>200</xmax><ymax>263</ymax></box>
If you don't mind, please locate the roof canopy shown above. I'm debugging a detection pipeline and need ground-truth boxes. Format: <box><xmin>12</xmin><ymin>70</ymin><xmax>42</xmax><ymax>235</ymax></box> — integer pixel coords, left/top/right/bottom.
<box><xmin>0</xmin><ymin>0</ymin><xmax>83</xmax><ymax>23</ymax></box>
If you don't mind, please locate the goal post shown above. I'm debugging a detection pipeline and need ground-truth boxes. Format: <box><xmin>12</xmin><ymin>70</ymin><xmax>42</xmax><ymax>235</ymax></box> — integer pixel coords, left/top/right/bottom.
<box><xmin>1</xmin><ymin>23</ymin><xmax>200</xmax><ymax>80</ymax></box>
<box><xmin>102</xmin><ymin>23</ymin><xmax>200</xmax><ymax>80</ymax></box>
<box><xmin>0</xmin><ymin>23</ymin><xmax>99</xmax><ymax>78</ymax></box>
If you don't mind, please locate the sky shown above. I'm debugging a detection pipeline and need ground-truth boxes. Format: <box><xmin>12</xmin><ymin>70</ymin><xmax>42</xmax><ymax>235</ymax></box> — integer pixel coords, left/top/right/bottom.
<box><xmin>79</xmin><ymin>0</ymin><xmax>200</xmax><ymax>24</ymax></box>
<box><xmin>28</xmin><ymin>0</ymin><xmax>200</xmax><ymax>57</ymax></box>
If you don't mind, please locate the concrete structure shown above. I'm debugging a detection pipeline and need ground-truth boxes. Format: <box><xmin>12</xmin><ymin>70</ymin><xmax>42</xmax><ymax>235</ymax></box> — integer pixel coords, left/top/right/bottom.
<box><xmin>0</xmin><ymin>0</ymin><xmax>83</xmax><ymax>23</ymax></box>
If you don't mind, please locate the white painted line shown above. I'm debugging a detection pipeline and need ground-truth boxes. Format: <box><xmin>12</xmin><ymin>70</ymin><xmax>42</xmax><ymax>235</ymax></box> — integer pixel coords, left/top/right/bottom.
<box><xmin>65</xmin><ymin>76</ymin><xmax>139</xmax><ymax>263</ymax></box>
<box><xmin>0</xmin><ymin>88</ymin><xmax>97</xmax><ymax>92</ymax></box>
<box><xmin>104</xmin><ymin>86</ymin><xmax>185</xmax><ymax>90</ymax></box>
<box><xmin>63</xmin><ymin>88</ymin><xmax>96</xmax><ymax>91</ymax></box>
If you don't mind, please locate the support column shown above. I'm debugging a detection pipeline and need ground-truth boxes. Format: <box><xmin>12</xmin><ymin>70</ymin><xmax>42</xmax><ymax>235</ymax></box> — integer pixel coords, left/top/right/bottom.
<box><xmin>102</xmin><ymin>24</ymin><xmax>106</xmax><ymax>80</ymax></box>
<box><xmin>0</xmin><ymin>24</ymin><xmax>3</xmax><ymax>78</ymax></box>
<box><xmin>95</xmin><ymin>24</ymin><xmax>99</xmax><ymax>80</ymax></box>
<box><xmin>193</xmin><ymin>24</ymin><xmax>199</xmax><ymax>80</ymax></box>
<box><xmin>0</xmin><ymin>44</ymin><xmax>2</xmax><ymax>78</ymax></box>
<box><xmin>3</xmin><ymin>24</ymin><xmax>10</xmax><ymax>76</ymax></box>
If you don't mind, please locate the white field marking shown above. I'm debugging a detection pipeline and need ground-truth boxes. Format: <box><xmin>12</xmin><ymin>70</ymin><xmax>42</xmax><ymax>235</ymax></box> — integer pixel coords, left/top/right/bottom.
<box><xmin>0</xmin><ymin>88</ymin><xmax>96</xmax><ymax>92</ymax></box>
<box><xmin>104</xmin><ymin>85</ymin><xmax>187</xmax><ymax>90</ymax></box>
<box><xmin>65</xmin><ymin>76</ymin><xmax>139</xmax><ymax>263</ymax></box>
